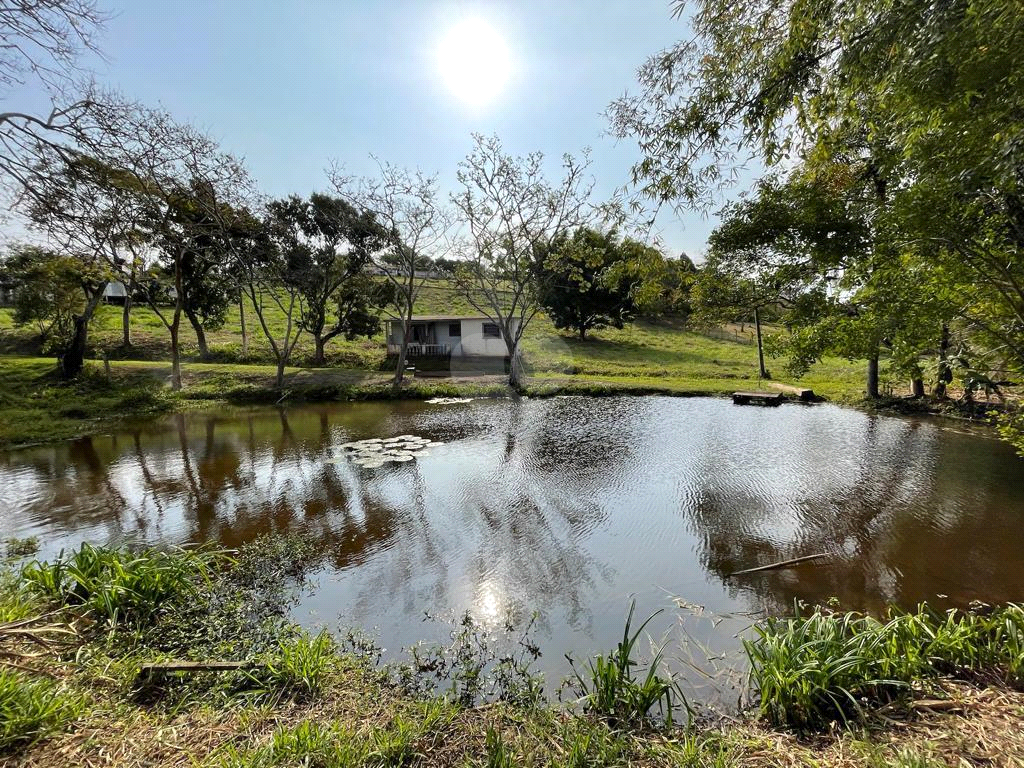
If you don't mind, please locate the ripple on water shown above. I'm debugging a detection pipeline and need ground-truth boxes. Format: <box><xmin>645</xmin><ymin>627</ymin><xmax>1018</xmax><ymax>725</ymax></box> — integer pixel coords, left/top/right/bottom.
<box><xmin>2</xmin><ymin>397</ymin><xmax>1023</xmax><ymax>706</ymax></box>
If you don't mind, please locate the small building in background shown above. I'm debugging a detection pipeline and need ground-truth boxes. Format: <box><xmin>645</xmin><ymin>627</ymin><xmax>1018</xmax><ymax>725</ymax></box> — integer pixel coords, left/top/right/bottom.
<box><xmin>386</xmin><ymin>314</ymin><xmax>519</xmax><ymax>374</ymax></box>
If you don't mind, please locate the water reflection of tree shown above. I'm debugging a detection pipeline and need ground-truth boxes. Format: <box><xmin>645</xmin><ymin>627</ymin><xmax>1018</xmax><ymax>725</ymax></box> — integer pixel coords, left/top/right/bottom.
<box><xmin>688</xmin><ymin>412</ymin><xmax>1024</xmax><ymax>615</ymax></box>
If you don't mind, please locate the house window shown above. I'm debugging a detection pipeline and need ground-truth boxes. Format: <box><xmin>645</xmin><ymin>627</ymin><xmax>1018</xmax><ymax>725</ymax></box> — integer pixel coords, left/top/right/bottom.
<box><xmin>448</xmin><ymin>322</ymin><xmax>461</xmax><ymax>337</ymax></box>
<box><xmin>482</xmin><ymin>322</ymin><xmax>500</xmax><ymax>338</ymax></box>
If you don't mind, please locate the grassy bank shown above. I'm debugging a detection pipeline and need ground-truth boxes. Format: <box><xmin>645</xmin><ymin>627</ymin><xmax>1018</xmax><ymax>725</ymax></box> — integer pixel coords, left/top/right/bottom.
<box><xmin>2</xmin><ymin>540</ymin><xmax>1023</xmax><ymax>767</ymax></box>
<box><xmin>0</xmin><ymin>306</ymin><xmax>875</xmax><ymax>449</ymax></box>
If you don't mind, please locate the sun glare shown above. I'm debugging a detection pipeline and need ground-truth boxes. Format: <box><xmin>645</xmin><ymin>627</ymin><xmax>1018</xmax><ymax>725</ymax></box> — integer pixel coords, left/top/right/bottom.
<box><xmin>438</xmin><ymin>18</ymin><xmax>510</xmax><ymax>106</ymax></box>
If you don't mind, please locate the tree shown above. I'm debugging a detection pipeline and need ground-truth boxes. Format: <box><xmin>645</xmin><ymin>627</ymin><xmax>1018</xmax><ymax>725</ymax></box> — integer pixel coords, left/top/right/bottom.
<box><xmin>285</xmin><ymin>193</ymin><xmax>391</xmax><ymax>365</ymax></box>
<box><xmin>704</xmin><ymin>165</ymin><xmax>953</xmax><ymax>396</ymax></box>
<box><xmin>21</xmin><ymin>152</ymin><xmax>143</xmax><ymax>375</ymax></box>
<box><xmin>535</xmin><ymin>228</ymin><xmax>663</xmax><ymax>340</ymax></box>
<box><xmin>0</xmin><ymin>244</ymin><xmax>98</xmax><ymax>352</ymax></box>
<box><xmin>238</xmin><ymin>198</ymin><xmax>307</xmax><ymax>388</ymax></box>
<box><xmin>610</xmin><ymin>0</ymin><xmax>1024</xmax><ymax>385</ymax></box>
<box><xmin>453</xmin><ymin>133</ymin><xmax>602</xmax><ymax>389</ymax></box>
<box><xmin>329</xmin><ymin>160</ymin><xmax>453</xmax><ymax>384</ymax></box>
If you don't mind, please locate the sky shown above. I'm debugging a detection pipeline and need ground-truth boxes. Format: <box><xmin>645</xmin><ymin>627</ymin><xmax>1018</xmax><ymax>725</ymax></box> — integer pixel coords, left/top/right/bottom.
<box><xmin>19</xmin><ymin>1</ymin><xmax>739</xmax><ymax>260</ymax></box>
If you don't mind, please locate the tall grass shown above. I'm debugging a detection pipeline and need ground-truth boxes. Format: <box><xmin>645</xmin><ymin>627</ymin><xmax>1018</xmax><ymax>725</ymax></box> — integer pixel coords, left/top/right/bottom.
<box><xmin>567</xmin><ymin>601</ymin><xmax>683</xmax><ymax>728</ymax></box>
<box><xmin>246</xmin><ymin>631</ymin><xmax>337</xmax><ymax>701</ymax></box>
<box><xmin>20</xmin><ymin>543</ymin><xmax>219</xmax><ymax>627</ymax></box>
<box><xmin>746</xmin><ymin>603</ymin><xmax>1024</xmax><ymax>730</ymax></box>
<box><xmin>0</xmin><ymin>669</ymin><xmax>82</xmax><ymax>753</ymax></box>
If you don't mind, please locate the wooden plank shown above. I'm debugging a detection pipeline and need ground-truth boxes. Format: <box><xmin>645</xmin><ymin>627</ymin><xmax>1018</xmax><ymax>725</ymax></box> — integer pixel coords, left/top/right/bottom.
<box><xmin>732</xmin><ymin>391</ymin><xmax>784</xmax><ymax>399</ymax></box>
<box><xmin>138</xmin><ymin>660</ymin><xmax>251</xmax><ymax>676</ymax></box>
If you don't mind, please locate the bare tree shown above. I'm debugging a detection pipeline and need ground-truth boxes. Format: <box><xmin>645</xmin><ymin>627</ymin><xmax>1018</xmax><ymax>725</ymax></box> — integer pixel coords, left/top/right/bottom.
<box><xmin>329</xmin><ymin>159</ymin><xmax>453</xmax><ymax>384</ymax></box>
<box><xmin>1</xmin><ymin>1</ymin><xmax>113</xmax><ymax>201</ymax></box>
<box><xmin>0</xmin><ymin>0</ymin><xmax>107</xmax><ymax>92</ymax></box>
<box><xmin>452</xmin><ymin>134</ymin><xmax>600</xmax><ymax>389</ymax></box>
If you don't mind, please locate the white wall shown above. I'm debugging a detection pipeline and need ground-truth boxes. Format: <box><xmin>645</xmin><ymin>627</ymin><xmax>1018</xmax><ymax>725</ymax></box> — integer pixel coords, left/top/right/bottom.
<box><xmin>387</xmin><ymin>318</ymin><xmax>520</xmax><ymax>358</ymax></box>
<box><xmin>450</xmin><ymin>319</ymin><xmax>516</xmax><ymax>357</ymax></box>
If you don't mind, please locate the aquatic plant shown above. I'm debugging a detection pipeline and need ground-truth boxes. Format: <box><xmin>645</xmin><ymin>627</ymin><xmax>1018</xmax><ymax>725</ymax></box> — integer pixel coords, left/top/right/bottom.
<box><xmin>20</xmin><ymin>543</ymin><xmax>219</xmax><ymax>627</ymax></box>
<box><xmin>567</xmin><ymin>601</ymin><xmax>683</xmax><ymax>728</ymax></box>
<box><xmin>745</xmin><ymin>603</ymin><xmax>1024</xmax><ymax>730</ymax></box>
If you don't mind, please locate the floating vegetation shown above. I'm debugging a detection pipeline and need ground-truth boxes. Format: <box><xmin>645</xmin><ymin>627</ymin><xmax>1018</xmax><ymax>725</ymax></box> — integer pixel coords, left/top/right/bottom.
<box><xmin>333</xmin><ymin>435</ymin><xmax>439</xmax><ymax>469</ymax></box>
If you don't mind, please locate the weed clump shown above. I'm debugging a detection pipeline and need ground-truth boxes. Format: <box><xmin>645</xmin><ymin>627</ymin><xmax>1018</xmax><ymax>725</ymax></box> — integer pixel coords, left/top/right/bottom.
<box><xmin>567</xmin><ymin>601</ymin><xmax>682</xmax><ymax>728</ymax></box>
<box><xmin>746</xmin><ymin>603</ymin><xmax>1024</xmax><ymax>730</ymax></box>
<box><xmin>20</xmin><ymin>543</ymin><xmax>219</xmax><ymax>628</ymax></box>
<box><xmin>0</xmin><ymin>669</ymin><xmax>82</xmax><ymax>753</ymax></box>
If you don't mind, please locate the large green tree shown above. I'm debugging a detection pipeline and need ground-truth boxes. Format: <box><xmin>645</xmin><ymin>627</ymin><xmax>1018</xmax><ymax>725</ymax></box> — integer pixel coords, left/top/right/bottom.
<box><xmin>535</xmin><ymin>228</ymin><xmax>664</xmax><ymax>340</ymax></box>
<box><xmin>286</xmin><ymin>192</ymin><xmax>392</xmax><ymax>365</ymax></box>
<box><xmin>610</xmin><ymin>0</ymin><xmax>1024</xmax><ymax>386</ymax></box>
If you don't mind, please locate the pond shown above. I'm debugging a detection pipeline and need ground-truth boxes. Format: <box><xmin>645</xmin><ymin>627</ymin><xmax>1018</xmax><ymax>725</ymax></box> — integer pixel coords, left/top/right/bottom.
<box><xmin>3</xmin><ymin>396</ymin><xmax>1024</xmax><ymax>706</ymax></box>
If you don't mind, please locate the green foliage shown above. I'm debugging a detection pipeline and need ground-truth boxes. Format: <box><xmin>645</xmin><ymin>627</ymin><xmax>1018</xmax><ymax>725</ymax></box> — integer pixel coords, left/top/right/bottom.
<box><xmin>0</xmin><ymin>245</ymin><xmax>97</xmax><ymax>354</ymax></box>
<box><xmin>746</xmin><ymin>603</ymin><xmax>1024</xmax><ymax>730</ymax></box>
<box><xmin>248</xmin><ymin>631</ymin><xmax>337</xmax><ymax>700</ymax></box>
<box><xmin>0</xmin><ymin>669</ymin><xmax>82</xmax><ymax>754</ymax></box>
<box><xmin>535</xmin><ymin>228</ymin><xmax>667</xmax><ymax>340</ymax></box>
<box><xmin>483</xmin><ymin>727</ymin><xmax>515</xmax><ymax>768</ymax></box>
<box><xmin>20</xmin><ymin>543</ymin><xmax>218</xmax><ymax>627</ymax></box>
<box><xmin>567</xmin><ymin>601</ymin><xmax>682</xmax><ymax>728</ymax></box>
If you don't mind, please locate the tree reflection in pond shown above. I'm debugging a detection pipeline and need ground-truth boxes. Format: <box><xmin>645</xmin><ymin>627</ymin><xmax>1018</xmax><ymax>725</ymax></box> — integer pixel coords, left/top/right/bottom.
<box><xmin>3</xmin><ymin>397</ymin><xmax>1024</xmax><ymax>705</ymax></box>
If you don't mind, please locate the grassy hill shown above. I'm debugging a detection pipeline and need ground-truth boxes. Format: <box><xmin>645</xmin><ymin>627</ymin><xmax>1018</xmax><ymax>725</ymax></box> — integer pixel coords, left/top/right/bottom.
<box><xmin>0</xmin><ymin>279</ymin><xmax>871</xmax><ymax>402</ymax></box>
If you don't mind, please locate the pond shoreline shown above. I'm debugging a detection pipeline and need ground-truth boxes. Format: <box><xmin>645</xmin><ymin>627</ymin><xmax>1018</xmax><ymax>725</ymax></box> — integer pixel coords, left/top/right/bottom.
<box><xmin>3</xmin><ymin>540</ymin><xmax>1024</xmax><ymax>767</ymax></box>
<box><xmin>0</xmin><ymin>354</ymin><xmax>999</xmax><ymax>451</ymax></box>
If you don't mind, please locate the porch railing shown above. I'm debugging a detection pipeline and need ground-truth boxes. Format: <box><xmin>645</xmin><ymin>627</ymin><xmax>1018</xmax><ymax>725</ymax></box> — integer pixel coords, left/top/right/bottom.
<box><xmin>387</xmin><ymin>343</ymin><xmax>451</xmax><ymax>357</ymax></box>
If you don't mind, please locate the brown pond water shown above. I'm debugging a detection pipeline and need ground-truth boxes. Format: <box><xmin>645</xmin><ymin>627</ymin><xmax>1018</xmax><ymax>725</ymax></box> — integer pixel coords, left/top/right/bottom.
<box><xmin>2</xmin><ymin>396</ymin><xmax>1023</xmax><ymax>705</ymax></box>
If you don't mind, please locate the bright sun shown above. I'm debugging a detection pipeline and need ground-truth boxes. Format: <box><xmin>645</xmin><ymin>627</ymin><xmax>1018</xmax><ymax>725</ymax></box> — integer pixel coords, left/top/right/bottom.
<box><xmin>438</xmin><ymin>18</ymin><xmax>510</xmax><ymax>106</ymax></box>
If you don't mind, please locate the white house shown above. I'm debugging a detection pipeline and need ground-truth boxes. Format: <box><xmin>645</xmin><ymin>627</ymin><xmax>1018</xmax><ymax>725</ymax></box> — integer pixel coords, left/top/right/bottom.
<box><xmin>386</xmin><ymin>315</ymin><xmax>519</xmax><ymax>360</ymax></box>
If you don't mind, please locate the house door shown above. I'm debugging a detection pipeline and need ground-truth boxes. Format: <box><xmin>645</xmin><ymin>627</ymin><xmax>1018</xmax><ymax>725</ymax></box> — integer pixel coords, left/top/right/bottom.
<box><xmin>411</xmin><ymin>324</ymin><xmax>431</xmax><ymax>344</ymax></box>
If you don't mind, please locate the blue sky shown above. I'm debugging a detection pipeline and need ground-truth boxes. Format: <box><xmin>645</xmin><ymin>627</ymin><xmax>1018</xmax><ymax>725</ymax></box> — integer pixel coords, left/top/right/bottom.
<box><xmin>53</xmin><ymin>1</ymin><xmax>735</xmax><ymax>259</ymax></box>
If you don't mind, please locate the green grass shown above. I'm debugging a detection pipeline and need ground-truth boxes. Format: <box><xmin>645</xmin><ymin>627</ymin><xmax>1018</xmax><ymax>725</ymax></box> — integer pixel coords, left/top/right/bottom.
<box><xmin>0</xmin><ymin>669</ymin><xmax>83</xmax><ymax>754</ymax></box>
<box><xmin>247</xmin><ymin>631</ymin><xmax>338</xmax><ymax>701</ymax></box>
<box><xmin>746</xmin><ymin>603</ymin><xmax>1024</xmax><ymax>730</ymax></box>
<box><xmin>567</xmin><ymin>601</ymin><xmax>683</xmax><ymax>728</ymax></box>
<box><xmin>20</xmin><ymin>543</ymin><xmax>221</xmax><ymax>628</ymax></box>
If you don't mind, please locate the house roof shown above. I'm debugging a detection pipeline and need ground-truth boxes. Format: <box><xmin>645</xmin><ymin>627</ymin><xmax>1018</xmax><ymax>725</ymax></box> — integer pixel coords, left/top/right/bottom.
<box><xmin>401</xmin><ymin>314</ymin><xmax>495</xmax><ymax>322</ymax></box>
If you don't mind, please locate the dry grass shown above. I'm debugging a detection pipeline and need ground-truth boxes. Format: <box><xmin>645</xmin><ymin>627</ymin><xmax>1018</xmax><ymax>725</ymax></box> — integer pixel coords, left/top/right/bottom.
<box><xmin>727</xmin><ymin>683</ymin><xmax>1024</xmax><ymax>767</ymax></box>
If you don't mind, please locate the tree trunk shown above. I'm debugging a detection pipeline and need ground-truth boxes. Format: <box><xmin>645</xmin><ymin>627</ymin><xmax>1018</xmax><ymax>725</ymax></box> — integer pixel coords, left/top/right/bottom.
<box><xmin>185</xmin><ymin>308</ymin><xmax>210</xmax><ymax>361</ymax></box>
<box><xmin>754</xmin><ymin>306</ymin><xmax>769</xmax><ymax>379</ymax></box>
<box><xmin>866</xmin><ymin>352</ymin><xmax>880</xmax><ymax>399</ymax></box>
<box><xmin>276</xmin><ymin>358</ymin><xmax>286</xmax><ymax>388</ymax></box>
<box><xmin>314</xmin><ymin>335</ymin><xmax>326</xmax><ymax>367</ymax></box>
<box><xmin>935</xmin><ymin>323</ymin><xmax>952</xmax><ymax>399</ymax></box>
<box><xmin>169</xmin><ymin>319</ymin><xmax>182</xmax><ymax>391</ymax></box>
<box><xmin>393</xmin><ymin>314</ymin><xmax>412</xmax><ymax>385</ymax></box>
<box><xmin>508</xmin><ymin>346</ymin><xmax>525</xmax><ymax>390</ymax></box>
<box><xmin>121</xmin><ymin>293</ymin><xmax>133</xmax><ymax>348</ymax></box>
<box><xmin>59</xmin><ymin>288</ymin><xmax>105</xmax><ymax>378</ymax></box>
<box><xmin>239</xmin><ymin>295</ymin><xmax>248</xmax><ymax>358</ymax></box>
<box><xmin>579</xmin><ymin>325</ymin><xmax>587</xmax><ymax>341</ymax></box>
<box><xmin>911</xmin><ymin>377</ymin><xmax>925</xmax><ymax>398</ymax></box>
